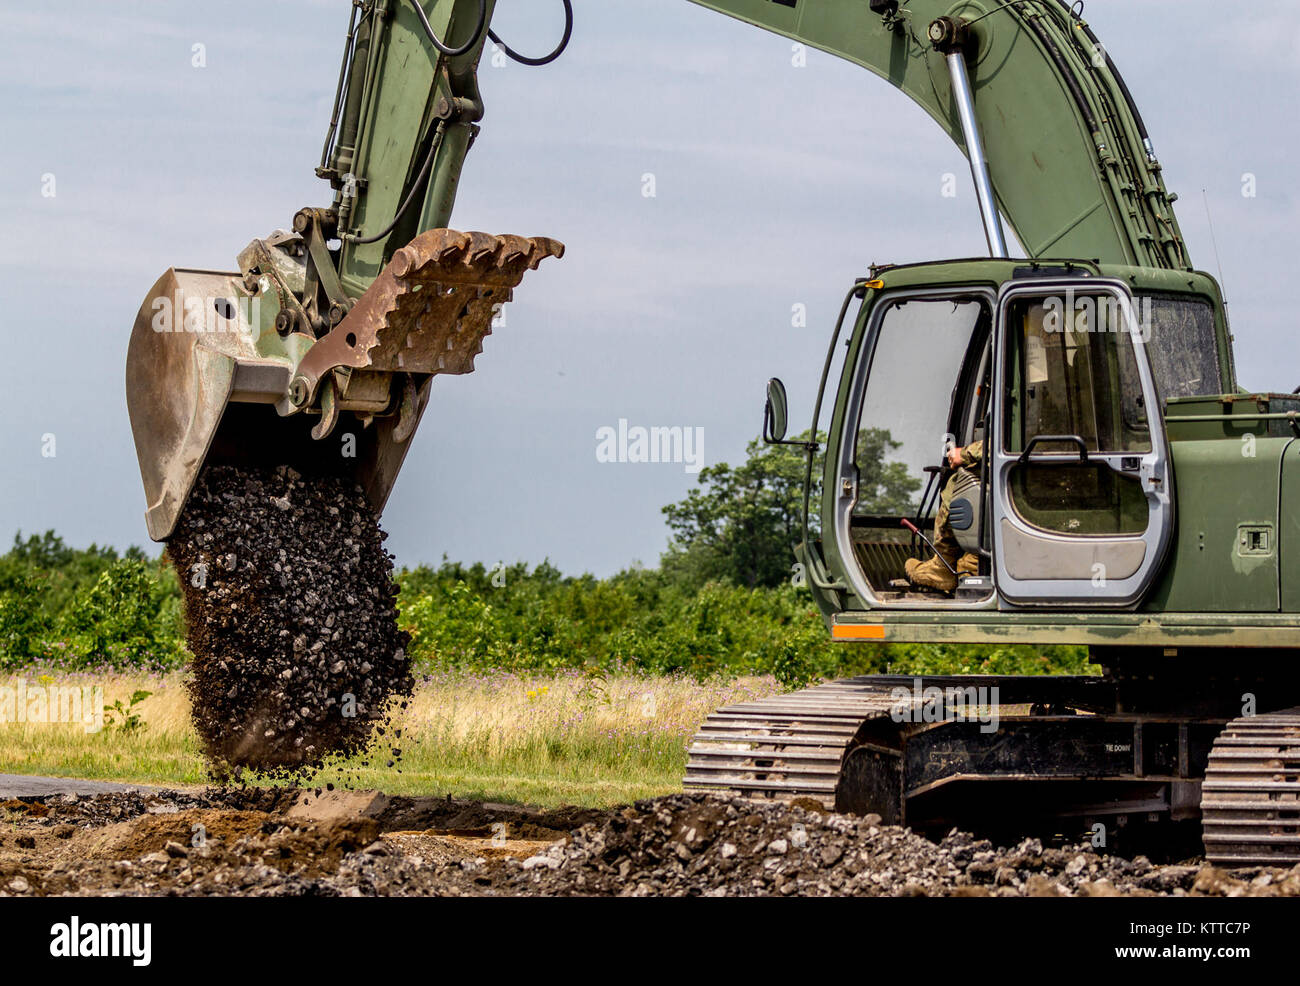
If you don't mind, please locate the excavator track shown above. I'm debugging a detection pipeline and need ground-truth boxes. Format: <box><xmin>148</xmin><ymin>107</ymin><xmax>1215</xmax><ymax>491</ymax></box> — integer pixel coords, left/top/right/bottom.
<box><xmin>1201</xmin><ymin>709</ymin><xmax>1300</xmax><ymax>866</ymax></box>
<box><xmin>688</xmin><ymin>679</ymin><xmax>1300</xmax><ymax>865</ymax></box>
<box><xmin>684</xmin><ymin>677</ymin><xmax>902</xmax><ymax>808</ymax></box>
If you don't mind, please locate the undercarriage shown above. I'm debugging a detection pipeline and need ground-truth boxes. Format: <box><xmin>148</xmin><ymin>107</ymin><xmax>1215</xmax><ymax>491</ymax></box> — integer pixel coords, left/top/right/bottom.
<box><xmin>685</xmin><ymin>653</ymin><xmax>1300</xmax><ymax>863</ymax></box>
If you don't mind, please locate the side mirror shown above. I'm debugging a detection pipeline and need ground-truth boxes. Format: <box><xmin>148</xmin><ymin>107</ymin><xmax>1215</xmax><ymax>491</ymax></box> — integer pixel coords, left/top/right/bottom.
<box><xmin>764</xmin><ymin>378</ymin><xmax>789</xmax><ymax>443</ymax></box>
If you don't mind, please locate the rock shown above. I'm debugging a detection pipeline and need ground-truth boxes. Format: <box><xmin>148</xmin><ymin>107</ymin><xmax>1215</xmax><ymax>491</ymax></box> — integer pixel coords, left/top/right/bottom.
<box><xmin>1025</xmin><ymin>875</ymin><xmax>1061</xmax><ymax>897</ymax></box>
<box><xmin>1139</xmin><ymin>865</ymin><xmax>1198</xmax><ymax>893</ymax></box>
<box><xmin>1078</xmin><ymin>879</ymin><xmax>1124</xmax><ymax>897</ymax></box>
<box><xmin>1191</xmin><ymin>865</ymin><xmax>1247</xmax><ymax>897</ymax></box>
<box><xmin>7</xmin><ymin>782</ymin><xmax>1279</xmax><ymax>899</ymax></box>
<box><xmin>521</xmin><ymin>854</ymin><xmax>561</xmax><ymax>871</ymax></box>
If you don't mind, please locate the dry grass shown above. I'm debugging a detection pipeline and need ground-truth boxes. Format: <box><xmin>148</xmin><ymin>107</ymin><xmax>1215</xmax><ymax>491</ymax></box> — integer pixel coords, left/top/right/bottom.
<box><xmin>0</xmin><ymin>671</ymin><xmax>205</xmax><ymax>787</ymax></box>
<box><xmin>0</xmin><ymin>669</ymin><xmax>781</xmax><ymax>807</ymax></box>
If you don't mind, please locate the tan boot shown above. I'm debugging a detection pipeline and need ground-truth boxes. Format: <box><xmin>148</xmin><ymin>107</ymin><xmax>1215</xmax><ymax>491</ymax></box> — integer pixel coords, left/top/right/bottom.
<box><xmin>904</xmin><ymin>554</ymin><xmax>958</xmax><ymax>592</ymax></box>
<box><xmin>956</xmin><ymin>553</ymin><xmax>979</xmax><ymax>578</ymax></box>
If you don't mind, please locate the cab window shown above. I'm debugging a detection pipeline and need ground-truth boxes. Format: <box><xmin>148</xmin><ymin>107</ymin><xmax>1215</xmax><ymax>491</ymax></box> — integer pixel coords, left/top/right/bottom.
<box><xmin>1002</xmin><ymin>294</ymin><xmax>1148</xmax><ymax>537</ymax></box>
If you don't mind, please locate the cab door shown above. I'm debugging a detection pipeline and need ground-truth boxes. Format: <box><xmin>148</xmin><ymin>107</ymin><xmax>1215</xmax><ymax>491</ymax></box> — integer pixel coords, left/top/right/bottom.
<box><xmin>991</xmin><ymin>279</ymin><xmax>1173</xmax><ymax>606</ymax></box>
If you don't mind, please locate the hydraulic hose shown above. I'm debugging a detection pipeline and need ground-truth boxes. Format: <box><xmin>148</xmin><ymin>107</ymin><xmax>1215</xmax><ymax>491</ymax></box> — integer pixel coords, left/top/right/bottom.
<box><xmin>488</xmin><ymin>0</ymin><xmax>573</xmax><ymax>66</ymax></box>
<box><xmin>320</xmin><ymin>1</ymin><xmax>362</xmax><ymax>168</ymax></box>
<box><xmin>347</xmin><ymin>122</ymin><xmax>447</xmax><ymax>244</ymax></box>
<box><xmin>1051</xmin><ymin>0</ymin><xmax>1155</xmax><ymax>157</ymax></box>
<box><xmin>408</xmin><ymin>0</ymin><xmax>488</xmax><ymax>58</ymax></box>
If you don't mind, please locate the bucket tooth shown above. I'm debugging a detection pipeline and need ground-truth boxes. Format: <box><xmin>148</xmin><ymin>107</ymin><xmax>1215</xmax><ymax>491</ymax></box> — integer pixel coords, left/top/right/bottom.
<box><xmin>289</xmin><ymin>228</ymin><xmax>563</xmax><ymax>408</ymax></box>
<box><xmin>496</xmin><ymin>234</ymin><xmax>532</xmax><ymax>266</ymax></box>
<box><xmin>465</xmin><ymin>231</ymin><xmax>502</xmax><ymax>267</ymax></box>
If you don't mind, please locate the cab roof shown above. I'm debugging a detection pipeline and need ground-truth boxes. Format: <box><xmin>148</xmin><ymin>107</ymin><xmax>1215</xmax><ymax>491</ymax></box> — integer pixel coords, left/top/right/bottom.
<box><xmin>867</xmin><ymin>258</ymin><xmax>1224</xmax><ymax>303</ymax></box>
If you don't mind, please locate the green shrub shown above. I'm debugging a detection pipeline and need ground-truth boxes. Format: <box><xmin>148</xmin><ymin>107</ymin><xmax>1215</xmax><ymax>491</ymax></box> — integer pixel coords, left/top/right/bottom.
<box><xmin>0</xmin><ymin>531</ymin><xmax>136</xmax><ymax>618</ymax></box>
<box><xmin>395</xmin><ymin>561</ymin><xmax>1093</xmax><ymax>682</ymax></box>
<box><xmin>0</xmin><ymin>530</ymin><xmax>1094</xmax><ymax>683</ymax></box>
<box><xmin>55</xmin><ymin>559</ymin><xmax>186</xmax><ymax>669</ymax></box>
<box><xmin>0</xmin><ymin>573</ymin><xmax>53</xmax><ymax>668</ymax></box>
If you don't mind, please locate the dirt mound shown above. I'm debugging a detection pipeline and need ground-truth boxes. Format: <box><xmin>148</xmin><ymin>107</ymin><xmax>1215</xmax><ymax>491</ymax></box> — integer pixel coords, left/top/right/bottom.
<box><xmin>79</xmin><ymin>810</ymin><xmax>271</xmax><ymax>861</ymax></box>
<box><xmin>168</xmin><ymin>464</ymin><xmax>413</xmax><ymax>776</ymax></box>
<box><xmin>374</xmin><ymin>796</ymin><xmax>604</xmax><ymax>841</ymax></box>
<box><xmin>382</xmin><ymin>831</ymin><xmax>554</xmax><ymax>865</ymax></box>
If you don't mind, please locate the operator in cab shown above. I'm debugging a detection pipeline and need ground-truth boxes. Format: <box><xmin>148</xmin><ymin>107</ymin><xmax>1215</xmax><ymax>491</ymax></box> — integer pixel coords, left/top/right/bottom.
<box><xmin>904</xmin><ymin>441</ymin><xmax>982</xmax><ymax>592</ymax></box>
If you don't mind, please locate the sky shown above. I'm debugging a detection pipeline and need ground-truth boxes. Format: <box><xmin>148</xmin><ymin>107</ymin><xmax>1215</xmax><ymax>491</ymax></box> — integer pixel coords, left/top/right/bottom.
<box><xmin>2</xmin><ymin>0</ymin><xmax>1298</xmax><ymax>576</ymax></box>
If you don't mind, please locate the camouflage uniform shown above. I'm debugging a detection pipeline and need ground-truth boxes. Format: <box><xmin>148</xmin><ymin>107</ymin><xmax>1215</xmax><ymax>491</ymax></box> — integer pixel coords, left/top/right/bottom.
<box><xmin>904</xmin><ymin>440</ymin><xmax>982</xmax><ymax>591</ymax></box>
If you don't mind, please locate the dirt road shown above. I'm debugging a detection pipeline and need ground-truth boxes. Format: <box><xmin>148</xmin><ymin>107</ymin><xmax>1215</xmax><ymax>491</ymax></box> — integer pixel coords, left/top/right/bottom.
<box><xmin>0</xmin><ymin>775</ymin><xmax>160</xmax><ymax>798</ymax></box>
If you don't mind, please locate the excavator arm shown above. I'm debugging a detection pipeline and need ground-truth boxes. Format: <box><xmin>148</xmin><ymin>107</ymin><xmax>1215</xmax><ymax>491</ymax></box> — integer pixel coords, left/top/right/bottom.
<box><xmin>126</xmin><ymin>1</ymin><xmax>567</xmax><ymax>541</ymax></box>
<box><xmin>688</xmin><ymin>0</ymin><xmax>1189</xmax><ymax>269</ymax></box>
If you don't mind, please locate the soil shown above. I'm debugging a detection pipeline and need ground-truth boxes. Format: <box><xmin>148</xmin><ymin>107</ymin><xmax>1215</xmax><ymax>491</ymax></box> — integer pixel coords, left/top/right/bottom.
<box><xmin>167</xmin><ymin>465</ymin><xmax>413</xmax><ymax>777</ymax></box>
<box><xmin>1</xmin><ymin>789</ymin><xmax>1296</xmax><ymax>897</ymax></box>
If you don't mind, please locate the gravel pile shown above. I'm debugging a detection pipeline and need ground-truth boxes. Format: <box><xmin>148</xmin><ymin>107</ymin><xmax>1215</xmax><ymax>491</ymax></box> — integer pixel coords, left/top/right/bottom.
<box><xmin>447</xmin><ymin>794</ymin><xmax>1300</xmax><ymax>898</ymax></box>
<box><xmin>168</xmin><ymin>465</ymin><xmax>413</xmax><ymax>776</ymax></box>
<box><xmin>5</xmin><ymin>792</ymin><xmax>1300</xmax><ymax>897</ymax></box>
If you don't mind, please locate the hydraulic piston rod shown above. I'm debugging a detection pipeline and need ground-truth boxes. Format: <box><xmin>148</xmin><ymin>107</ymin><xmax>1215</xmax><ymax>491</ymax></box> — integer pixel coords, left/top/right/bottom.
<box><xmin>930</xmin><ymin>17</ymin><xmax>1008</xmax><ymax>258</ymax></box>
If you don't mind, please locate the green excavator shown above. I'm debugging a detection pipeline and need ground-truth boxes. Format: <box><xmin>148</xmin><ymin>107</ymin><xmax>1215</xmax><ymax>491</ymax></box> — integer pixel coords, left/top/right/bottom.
<box><xmin>126</xmin><ymin>1</ymin><xmax>1299</xmax><ymax>862</ymax></box>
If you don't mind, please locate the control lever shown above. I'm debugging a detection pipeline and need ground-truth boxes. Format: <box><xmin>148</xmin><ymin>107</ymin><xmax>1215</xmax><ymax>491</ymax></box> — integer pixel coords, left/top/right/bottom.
<box><xmin>900</xmin><ymin>518</ymin><xmax>958</xmax><ymax>576</ymax></box>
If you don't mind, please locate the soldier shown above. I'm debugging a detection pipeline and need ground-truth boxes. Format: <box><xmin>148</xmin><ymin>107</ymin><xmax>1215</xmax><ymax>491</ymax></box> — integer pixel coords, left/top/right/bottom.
<box><xmin>903</xmin><ymin>440</ymin><xmax>982</xmax><ymax>592</ymax></box>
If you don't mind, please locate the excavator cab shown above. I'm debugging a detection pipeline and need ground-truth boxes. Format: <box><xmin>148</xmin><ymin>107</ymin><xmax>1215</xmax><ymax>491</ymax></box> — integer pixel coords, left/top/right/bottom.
<box><xmin>784</xmin><ymin>261</ymin><xmax>1205</xmax><ymax>618</ymax></box>
<box><xmin>723</xmin><ymin>261</ymin><xmax>1300</xmax><ymax>854</ymax></box>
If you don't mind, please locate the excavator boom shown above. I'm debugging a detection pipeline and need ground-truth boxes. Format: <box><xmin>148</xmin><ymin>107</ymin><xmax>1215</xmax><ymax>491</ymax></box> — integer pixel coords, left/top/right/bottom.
<box><xmin>689</xmin><ymin>0</ymin><xmax>1188</xmax><ymax>269</ymax></box>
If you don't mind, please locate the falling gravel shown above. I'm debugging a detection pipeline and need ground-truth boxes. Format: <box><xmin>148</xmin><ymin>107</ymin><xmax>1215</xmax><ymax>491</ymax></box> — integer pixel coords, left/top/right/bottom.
<box><xmin>168</xmin><ymin>464</ymin><xmax>413</xmax><ymax>776</ymax></box>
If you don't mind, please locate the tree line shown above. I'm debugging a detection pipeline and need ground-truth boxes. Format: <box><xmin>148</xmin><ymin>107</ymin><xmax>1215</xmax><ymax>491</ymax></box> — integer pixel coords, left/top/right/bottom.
<box><xmin>0</xmin><ymin>435</ymin><xmax>1089</xmax><ymax>684</ymax></box>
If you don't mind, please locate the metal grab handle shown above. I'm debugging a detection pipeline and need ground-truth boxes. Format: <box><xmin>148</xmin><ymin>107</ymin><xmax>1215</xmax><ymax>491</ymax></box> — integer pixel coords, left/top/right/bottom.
<box><xmin>1018</xmin><ymin>434</ymin><xmax>1090</xmax><ymax>464</ymax></box>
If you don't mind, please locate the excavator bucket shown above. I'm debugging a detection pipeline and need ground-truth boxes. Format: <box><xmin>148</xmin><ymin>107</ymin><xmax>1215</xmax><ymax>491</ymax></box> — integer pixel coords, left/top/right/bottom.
<box><xmin>125</xmin><ymin>228</ymin><xmax>563</xmax><ymax>541</ymax></box>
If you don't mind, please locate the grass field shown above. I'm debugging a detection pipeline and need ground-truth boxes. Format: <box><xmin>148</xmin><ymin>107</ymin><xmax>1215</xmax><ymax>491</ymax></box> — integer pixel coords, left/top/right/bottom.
<box><xmin>0</xmin><ymin>669</ymin><xmax>782</xmax><ymax>807</ymax></box>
